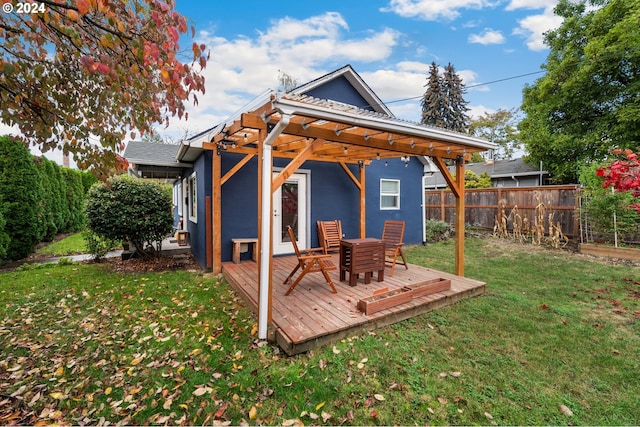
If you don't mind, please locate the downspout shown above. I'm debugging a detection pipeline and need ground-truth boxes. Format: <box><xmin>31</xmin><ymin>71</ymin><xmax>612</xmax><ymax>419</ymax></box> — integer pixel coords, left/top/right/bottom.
<box><xmin>511</xmin><ymin>175</ymin><xmax>519</xmax><ymax>187</ymax></box>
<box><xmin>422</xmin><ymin>174</ymin><xmax>427</xmax><ymax>244</ymax></box>
<box><xmin>258</xmin><ymin>113</ymin><xmax>290</xmax><ymax>340</ymax></box>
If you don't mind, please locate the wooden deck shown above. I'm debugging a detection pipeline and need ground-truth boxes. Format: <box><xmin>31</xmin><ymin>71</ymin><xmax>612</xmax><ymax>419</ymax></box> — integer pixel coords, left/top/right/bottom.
<box><xmin>222</xmin><ymin>254</ymin><xmax>485</xmax><ymax>355</ymax></box>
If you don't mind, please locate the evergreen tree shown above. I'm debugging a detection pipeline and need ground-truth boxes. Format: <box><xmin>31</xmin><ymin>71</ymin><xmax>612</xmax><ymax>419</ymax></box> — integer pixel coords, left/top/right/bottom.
<box><xmin>444</xmin><ymin>63</ymin><xmax>470</xmax><ymax>132</ymax></box>
<box><xmin>421</xmin><ymin>62</ymin><xmax>470</xmax><ymax>132</ymax></box>
<box><xmin>421</xmin><ymin>62</ymin><xmax>446</xmax><ymax>128</ymax></box>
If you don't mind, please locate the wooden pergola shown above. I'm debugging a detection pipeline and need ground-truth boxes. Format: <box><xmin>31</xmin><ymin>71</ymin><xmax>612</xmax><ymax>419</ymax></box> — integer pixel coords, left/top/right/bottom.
<box><xmin>202</xmin><ymin>92</ymin><xmax>495</xmax><ymax>339</ymax></box>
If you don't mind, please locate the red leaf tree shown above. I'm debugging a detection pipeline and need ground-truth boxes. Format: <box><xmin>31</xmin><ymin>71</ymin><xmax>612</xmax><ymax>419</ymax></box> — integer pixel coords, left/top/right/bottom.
<box><xmin>0</xmin><ymin>0</ymin><xmax>207</xmax><ymax>175</ymax></box>
<box><xmin>596</xmin><ymin>149</ymin><xmax>640</xmax><ymax>213</ymax></box>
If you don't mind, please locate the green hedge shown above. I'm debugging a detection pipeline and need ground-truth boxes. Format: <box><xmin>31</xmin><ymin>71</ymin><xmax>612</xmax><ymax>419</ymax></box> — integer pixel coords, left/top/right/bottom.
<box><xmin>0</xmin><ymin>136</ymin><xmax>45</xmax><ymax>260</ymax></box>
<box><xmin>0</xmin><ymin>136</ymin><xmax>93</xmax><ymax>261</ymax></box>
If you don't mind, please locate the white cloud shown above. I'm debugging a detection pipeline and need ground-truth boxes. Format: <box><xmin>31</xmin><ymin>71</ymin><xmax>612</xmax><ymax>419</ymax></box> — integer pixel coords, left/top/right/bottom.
<box><xmin>468</xmin><ymin>29</ymin><xmax>506</xmax><ymax>45</ymax></box>
<box><xmin>468</xmin><ymin>104</ymin><xmax>495</xmax><ymax>119</ymax></box>
<box><xmin>161</xmin><ymin>13</ymin><xmax>402</xmax><ymax>139</ymax></box>
<box><xmin>505</xmin><ymin>0</ymin><xmax>557</xmax><ymax>10</ymax></box>
<box><xmin>507</xmin><ymin>0</ymin><xmax>562</xmax><ymax>51</ymax></box>
<box><xmin>381</xmin><ymin>0</ymin><xmax>497</xmax><ymax>21</ymax></box>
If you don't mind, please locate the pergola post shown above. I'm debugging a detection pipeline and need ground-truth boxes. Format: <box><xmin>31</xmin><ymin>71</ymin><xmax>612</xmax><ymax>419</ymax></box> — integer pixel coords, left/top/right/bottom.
<box><xmin>432</xmin><ymin>155</ymin><xmax>466</xmax><ymax>277</ymax></box>
<box><xmin>257</xmin><ymin>115</ymin><xmax>290</xmax><ymax>340</ymax></box>
<box><xmin>212</xmin><ymin>149</ymin><xmax>222</xmax><ymax>274</ymax></box>
<box><xmin>455</xmin><ymin>157</ymin><xmax>465</xmax><ymax>276</ymax></box>
<box><xmin>359</xmin><ymin>161</ymin><xmax>366</xmax><ymax>238</ymax></box>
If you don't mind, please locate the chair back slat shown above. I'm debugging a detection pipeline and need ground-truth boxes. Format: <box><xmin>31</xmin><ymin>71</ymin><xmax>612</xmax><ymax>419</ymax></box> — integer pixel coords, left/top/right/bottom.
<box><xmin>287</xmin><ymin>226</ymin><xmax>303</xmax><ymax>258</ymax></box>
<box><xmin>382</xmin><ymin>220</ymin><xmax>405</xmax><ymax>245</ymax></box>
<box><xmin>317</xmin><ymin>220</ymin><xmax>342</xmax><ymax>252</ymax></box>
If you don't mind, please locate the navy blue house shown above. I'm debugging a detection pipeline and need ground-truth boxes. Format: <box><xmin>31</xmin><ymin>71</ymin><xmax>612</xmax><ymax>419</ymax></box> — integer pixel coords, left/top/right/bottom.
<box><xmin>125</xmin><ymin>65</ymin><xmax>493</xmax><ymax>277</ymax></box>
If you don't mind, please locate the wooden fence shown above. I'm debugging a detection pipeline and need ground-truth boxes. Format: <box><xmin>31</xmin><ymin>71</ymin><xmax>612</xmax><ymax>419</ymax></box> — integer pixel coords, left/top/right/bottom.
<box><xmin>424</xmin><ymin>185</ymin><xmax>580</xmax><ymax>238</ymax></box>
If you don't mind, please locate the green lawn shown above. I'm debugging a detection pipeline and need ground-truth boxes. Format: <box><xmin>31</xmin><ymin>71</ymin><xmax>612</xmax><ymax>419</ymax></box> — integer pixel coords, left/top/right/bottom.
<box><xmin>1</xmin><ymin>237</ymin><xmax>638</xmax><ymax>425</ymax></box>
<box><xmin>35</xmin><ymin>232</ymin><xmax>87</xmax><ymax>256</ymax></box>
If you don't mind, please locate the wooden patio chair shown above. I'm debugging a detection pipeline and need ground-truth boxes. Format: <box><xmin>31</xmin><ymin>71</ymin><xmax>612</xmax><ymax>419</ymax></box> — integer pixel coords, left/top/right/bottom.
<box><xmin>382</xmin><ymin>220</ymin><xmax>408</xmax><ymax>276</ymax></box>
<box><xmin>284</xmin><ymin>225</ymin><xmax>338</xmax><ymax>296</ymax></box>
<box><xmin>317</xmin><ymin>220</ymin><xmax>343</xmax><ymax>254</ymax></box>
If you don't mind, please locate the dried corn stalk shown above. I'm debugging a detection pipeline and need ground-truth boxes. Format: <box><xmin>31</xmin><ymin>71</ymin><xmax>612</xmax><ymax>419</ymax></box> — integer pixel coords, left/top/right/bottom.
<box><xmin>493</xmin><ymin>200</ymin><xmax>509</xmax><ymax>238</ymax></box>
<box><xmin>532</xmin><ymin>197</ymin><xmax>546</xmax><ymax>245</ymax></box>
<box><xmin>509</xmin><ymin>205</ymin><xmax>527</xmax><ymax>243</ymax></box>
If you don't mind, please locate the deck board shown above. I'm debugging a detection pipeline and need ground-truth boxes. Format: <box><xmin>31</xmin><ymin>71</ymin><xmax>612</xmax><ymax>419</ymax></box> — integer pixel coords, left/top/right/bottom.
<box><xmin>222</xmin><ymin>254</ymin><xmax>485</xmax><ymax>355</ymax></box>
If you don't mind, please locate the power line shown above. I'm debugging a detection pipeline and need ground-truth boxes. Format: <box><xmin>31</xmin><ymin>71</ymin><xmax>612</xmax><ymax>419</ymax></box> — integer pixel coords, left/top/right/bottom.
<box><xmin>383</xmin><ymin>69</ymin><xmax>546</xmax><ymax>106</ymax></box>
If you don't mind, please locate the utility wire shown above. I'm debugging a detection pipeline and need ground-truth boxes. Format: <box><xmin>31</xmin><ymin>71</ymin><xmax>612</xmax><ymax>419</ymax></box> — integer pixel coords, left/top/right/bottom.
<box><xmin>383</xmin><ymin>69</ymin><xmax>546</xmax><ymax>106</ymax></box>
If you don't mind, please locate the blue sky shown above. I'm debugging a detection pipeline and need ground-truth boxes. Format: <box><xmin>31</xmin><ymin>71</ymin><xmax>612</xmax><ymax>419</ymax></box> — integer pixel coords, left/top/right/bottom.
<box><xmin>4</xmin><ymin>0</ymin><xmax>565</xmax><ymax>163</ymax></box>
<box><xmin>161</xmin><ymin>0</ymin><xmax>563</xmax><ymax>140</ymax></box>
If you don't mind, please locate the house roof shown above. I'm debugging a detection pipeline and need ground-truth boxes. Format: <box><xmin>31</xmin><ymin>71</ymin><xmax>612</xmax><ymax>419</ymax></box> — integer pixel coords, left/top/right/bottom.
<box><xmin>162</xmin><ymin>64</ymin><xmax>493</xmax><ymax>168</ymax></box>
<box><xmin>424</xmin><ymin>157</ymin><xmax>548</xmax><ymax>188</ymax></box>
<box><xmin>123</xmin><ymin>141</ymin><xmax>191</xmax><ymax>179</ymax></box>
<box><xmin>206</xmin><ymin>91</ymin><xmax>495</xmax><ymax>164</ymax></box>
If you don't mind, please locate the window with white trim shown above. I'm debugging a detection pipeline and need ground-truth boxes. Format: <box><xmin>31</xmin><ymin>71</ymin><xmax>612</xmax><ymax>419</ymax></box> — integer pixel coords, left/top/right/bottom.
<box><xmin>380</xmin><ymin>179</ymin><xmax>400</xmax><ymax>210</ymax></box>
<box><xmin>188</xmin><ymin>172</ymin><xmax>197</xmax><ymax>222</ymax></box>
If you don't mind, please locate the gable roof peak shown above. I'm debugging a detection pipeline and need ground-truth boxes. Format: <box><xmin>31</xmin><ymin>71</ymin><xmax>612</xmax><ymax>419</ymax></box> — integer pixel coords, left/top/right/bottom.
<box><xmin>291</xmin><ymin>64</ymin><xmax>394</xmax><ymax>117</ymax></box>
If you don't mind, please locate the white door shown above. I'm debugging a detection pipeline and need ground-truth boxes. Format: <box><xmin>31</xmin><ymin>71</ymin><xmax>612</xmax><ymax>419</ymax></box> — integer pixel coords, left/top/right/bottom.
<box><xmin>273</xmin><ymin>173</ymin><xmax>307</xmax><ymax>255</ymax></box>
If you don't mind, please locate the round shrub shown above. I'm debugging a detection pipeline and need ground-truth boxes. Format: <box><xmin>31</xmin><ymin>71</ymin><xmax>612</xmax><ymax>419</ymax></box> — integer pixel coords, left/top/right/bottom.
<box><xmin>85</xmin><ymin>176</ymin><xmax>173</xmax><ymax>257</ymax></box>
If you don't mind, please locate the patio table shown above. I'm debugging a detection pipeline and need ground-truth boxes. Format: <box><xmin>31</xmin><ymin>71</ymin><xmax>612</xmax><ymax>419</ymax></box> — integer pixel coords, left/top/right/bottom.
<box><xmin>339</xmin><ymin>238</ymin><xmax>385</xmax><ymax>286</ymax></box>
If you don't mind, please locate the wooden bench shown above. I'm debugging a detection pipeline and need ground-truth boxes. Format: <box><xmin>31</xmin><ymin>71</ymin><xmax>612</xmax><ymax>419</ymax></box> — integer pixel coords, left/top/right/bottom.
<box><xmin>176</xmin><ymin>230</ymin><xmax>189</xmax><ymax>246</ymax></box>
<box><xmin>232</xmin><ymin>238</ymin><xmax>258</xmax><ymax>264</ymax></box>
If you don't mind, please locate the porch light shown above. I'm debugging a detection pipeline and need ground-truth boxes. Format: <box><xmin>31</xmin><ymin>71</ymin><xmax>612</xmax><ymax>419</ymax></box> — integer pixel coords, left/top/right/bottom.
<box><xmin>388</xmin><ymin>136</ymin><xmax>394</xmax><ymax>145</ymax></box>
<box><xmin>343</xmin><ymin>146</ymin><xmax>348</xmax><ymax>155</ymax></box>
<box><xmin>376</xmin><ymin>153</ymin><xmax>380</xmax><ymax>160</ymax></box>
<box><xmin>243</xmin><ymin>133</ymin><xmax>248</xmax><ymax>142</ymax></box>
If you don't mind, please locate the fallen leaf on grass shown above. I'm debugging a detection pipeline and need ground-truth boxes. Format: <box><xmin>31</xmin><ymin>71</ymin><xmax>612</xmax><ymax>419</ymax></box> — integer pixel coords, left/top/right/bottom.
<box><xmin>163</xmin><ymin>398</ymin><xmax>172</xmax><ymax>410</ymax></box>
<box><xmin>315</xmin><ymin>401</ymin><xmax>325</xmax><ymax>410</ymax></box>
<box><xmin>374</xmin><ymin>394</ymin><xmax>385</xmax><ymax>401</ymax></box>
<box><xmin>484</xmin><ymin>411</ymin><xmax>493</xmax><ymax>419</ymax></box>
<box><xmin>193</xmin><ymin>386</ymin><xmax>211</xmax><ymax>396</ymax></box>
<box><xmin>559</xmin><ymin>404</ymin><xmax>573</xmax><ymax>416</ymax></box>
<box><xmin>437</xmin><ymin>396</ymin><xmax>448</xmax><ymax>405</ymax></box>
<box><xmin>249</xmin><ymin>406</ymin><xmax>257</xmax><ymax>420</ymax></box>
<box><xmin>215</xmin><ymin>401</ymin><xmax>230</xmax><ymax>418</ymax></box>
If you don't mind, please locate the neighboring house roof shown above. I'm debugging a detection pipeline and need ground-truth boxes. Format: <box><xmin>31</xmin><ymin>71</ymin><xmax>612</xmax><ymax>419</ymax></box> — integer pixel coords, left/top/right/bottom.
<box><xmin>424</xmin><ymin>157</ymin><xmax>548</xmax><ymax>188</ymax></box>
<box><xmin>123</xmin><ymin>141</ymin><xmax>191</xmax><ymax>179</ymax></box>
<box><xmin>470</xmin><ymin>158</ymin><xmax>546</xmax><ymax>179</ymax></box>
